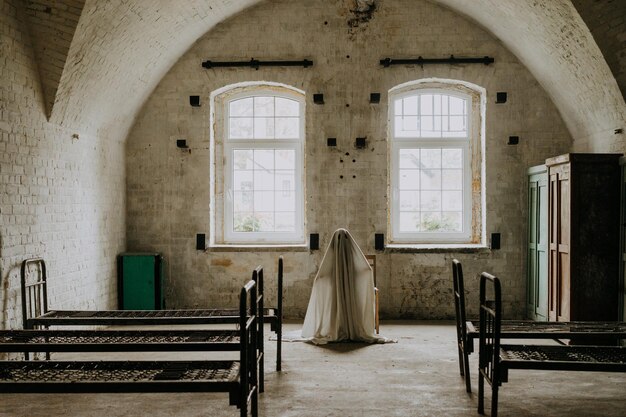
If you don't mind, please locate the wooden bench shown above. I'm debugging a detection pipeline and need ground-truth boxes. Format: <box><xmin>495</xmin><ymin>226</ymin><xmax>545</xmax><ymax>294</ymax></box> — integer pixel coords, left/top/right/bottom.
<box><xmin>0</xmin><ymin>279</ymin><xmax>259</xmax><ymax>417</ymax></box>
<box><xmin>451</xmin><ymin>259</ymin><xmax>626</xmax><ymax>393</ymax></box>
<box><xmin>477</xmin><ymin>272</ymin><xmax>626</xmax><ymax>417</ymax></box>
<box><xmin>21</xmin><ymin>258</ymin><xmax>285</xmax><ymax>390</ymax></box>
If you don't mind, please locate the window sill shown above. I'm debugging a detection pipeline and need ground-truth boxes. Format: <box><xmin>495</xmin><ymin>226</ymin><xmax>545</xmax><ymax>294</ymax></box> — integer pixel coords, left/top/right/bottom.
<box><xmin>207</xmin><ymin>244</ymin><xmax>309</xmax><ymax>252</ymax></box>
<box><xmin>384</xmin><ymin>243</ymin><xmax>490</xmax><ymax>253</ymax></box>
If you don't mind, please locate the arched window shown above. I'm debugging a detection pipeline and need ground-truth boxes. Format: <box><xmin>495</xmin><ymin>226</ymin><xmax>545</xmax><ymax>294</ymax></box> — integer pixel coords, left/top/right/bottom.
<box><xmin>211</xmin><ymin>84</ymin><xmax>305</xmax><ymax>245</ymax></box>
<box><xmin>389</xmin><ymin>81</ymin><xmax>484</xmax><ymax>244</ymax></box>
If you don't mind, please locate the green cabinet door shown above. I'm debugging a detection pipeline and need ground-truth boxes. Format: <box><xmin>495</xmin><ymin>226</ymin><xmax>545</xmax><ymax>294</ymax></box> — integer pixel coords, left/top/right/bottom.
<box><xmin>619</xmin><ymin>157</ymin><xmax>626</xmax><ymax>320</ymax></box>
<box><xmin>117</xmin><ymin>253</ymin><xmax>163</xmax><ymax>310</ymax></box>
<box><xmin>527</xmin><ymin>165</ymin><xmax>548</xmax><ymax>321</ymax></box>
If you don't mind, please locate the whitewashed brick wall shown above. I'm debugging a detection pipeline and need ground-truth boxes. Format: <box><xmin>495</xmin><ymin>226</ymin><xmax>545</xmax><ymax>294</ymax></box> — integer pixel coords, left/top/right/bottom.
<box><xmin>0</xmin><ymin>0</ymin><xmax>125</xmax><ymax>331</ymax></box>
<box><xmin>126</xmin><ymin>0</ymin><xmax>573</xmax><ymax>320</ymax></box>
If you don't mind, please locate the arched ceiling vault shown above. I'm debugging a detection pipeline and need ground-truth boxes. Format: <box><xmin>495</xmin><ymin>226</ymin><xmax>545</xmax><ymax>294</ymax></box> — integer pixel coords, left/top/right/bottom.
<box><xmin>32</xmin><ymin>0</ymin><xmax>625</xmax><ymax>150</ymax></box>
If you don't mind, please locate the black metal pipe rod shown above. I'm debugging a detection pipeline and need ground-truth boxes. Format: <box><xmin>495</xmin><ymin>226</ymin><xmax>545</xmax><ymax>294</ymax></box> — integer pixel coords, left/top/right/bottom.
<box><xmin>202</xmin><ymin>58</ymin><xmax>313</xmax><ymax>70</ymax></box>
<box><xmin>380</xmin><ymin>55</ymin><xmax>494</xmax><ymax>67</ymax></box>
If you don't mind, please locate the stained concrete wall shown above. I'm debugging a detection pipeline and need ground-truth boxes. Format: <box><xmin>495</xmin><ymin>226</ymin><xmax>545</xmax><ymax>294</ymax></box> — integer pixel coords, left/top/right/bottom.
<box><xmin>126</xmin><ymin>0</ymin><xmax>572</xmax><ymax>320</ymax></box>
<box><xmin>0</xmin><ymin>0</ymin><xmax>125</xmax><ymax>331</ymax></box>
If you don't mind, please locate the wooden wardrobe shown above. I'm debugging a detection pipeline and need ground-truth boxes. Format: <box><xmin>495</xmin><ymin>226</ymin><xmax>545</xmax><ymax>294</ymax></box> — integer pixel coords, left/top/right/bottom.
<box><xmin>546</xmin><ymin>153</ymin><xmax>621</xmax><ymax>322</ymax></box>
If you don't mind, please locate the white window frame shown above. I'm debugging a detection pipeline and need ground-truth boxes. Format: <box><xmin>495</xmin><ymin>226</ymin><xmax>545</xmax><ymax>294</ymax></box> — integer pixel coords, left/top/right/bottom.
<box><xmin>389</xmin><ymin>83</ymin><xmax>483</xmax><ymax>245</ymax></box>
<box><xmin>211</xmin><ymin>84</ymin><xmax>305</xmax><ymax>245</ymax></box>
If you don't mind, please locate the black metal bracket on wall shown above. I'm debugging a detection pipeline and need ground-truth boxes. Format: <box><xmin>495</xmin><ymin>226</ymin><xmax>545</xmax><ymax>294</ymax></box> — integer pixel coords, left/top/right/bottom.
<box><xmin>380</xmin><ymin>55</ymin><xmax>494</xmax><ymax>67</ymax></box>
<box><xmin>202</xmin><ymin>58</ymin><xmax>313</xmax><ymax>70</ymax></box>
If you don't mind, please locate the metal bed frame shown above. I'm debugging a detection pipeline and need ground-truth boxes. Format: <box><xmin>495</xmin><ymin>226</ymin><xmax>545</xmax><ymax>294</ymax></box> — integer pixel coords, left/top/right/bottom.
<box><xmin>21</xmin><ymin>257</ymin><xmax>285</xmax><ymax>385</ymax></box>
<box><xmin>0</xmin><ymin>279</ymin><xmax>259</xmax><ymax>417</ymax></box>
<box><xmin>477</xmin><ymin>272</ymin><xmax>626</xmax><ymax>417</ymax></box>
<box><xmin>452</xmin><ymin>259</ymin><xmax>626</xmax><ymax>393</ymax></box>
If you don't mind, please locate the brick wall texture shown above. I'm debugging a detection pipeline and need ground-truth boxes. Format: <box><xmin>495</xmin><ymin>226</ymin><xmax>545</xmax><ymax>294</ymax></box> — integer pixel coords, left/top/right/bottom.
<box><xmin>1</xmin><ymin>0</ymin><xmax>624</xmax><ymax>325</ymax></box>
<box><xmin>126</xmin><ymin>0</ymin><xmax>573</xmax><ymax>320</ymax></box>
<box><xmin>572</xmin><ymin>0</ymin><xmax>626</xmax><ymax>102</ymax></box>
<box><xmin>0</xmin><ymin>0</ymin><xmax>125</xmax><ymax>331</ymax></box>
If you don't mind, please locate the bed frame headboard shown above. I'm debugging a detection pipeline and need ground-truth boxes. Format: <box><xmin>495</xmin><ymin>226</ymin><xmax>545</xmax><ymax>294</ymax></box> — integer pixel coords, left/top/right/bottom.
<box><xmin>20</xmin><ymin>258</ymin><xmax>48</xmax><ymax>329</ymax></box>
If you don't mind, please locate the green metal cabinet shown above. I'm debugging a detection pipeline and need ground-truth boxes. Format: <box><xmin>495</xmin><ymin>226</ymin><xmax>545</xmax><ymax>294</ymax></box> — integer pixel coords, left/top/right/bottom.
<box><xmin>117</xmin><ymin>253</ymin><xmax>164</xmax><ymax>310</ymax></box>
<box><xmin>619</xmin><ymin>157</ymin><xmax>626</xmax><ymax>322</ymax></box>
<box><xmin>527</xmin><ymin>165</ymin><xmax>548</xmax><ymax>321</ymax></box>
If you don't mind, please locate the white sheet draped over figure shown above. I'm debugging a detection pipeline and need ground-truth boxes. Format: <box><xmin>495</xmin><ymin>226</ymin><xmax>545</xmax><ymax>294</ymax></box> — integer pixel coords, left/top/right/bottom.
<box><xmin>301</xmin><ymin>228</ymin><xmax>394</xmax><ymax>344</ymax></box>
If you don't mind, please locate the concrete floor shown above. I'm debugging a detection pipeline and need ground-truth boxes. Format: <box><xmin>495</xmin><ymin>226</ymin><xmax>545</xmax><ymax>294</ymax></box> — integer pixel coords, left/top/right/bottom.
<box><xmin>1</xmin><ymin>321</ymin><xmax>625</xmax><ymax>417</ymax></box>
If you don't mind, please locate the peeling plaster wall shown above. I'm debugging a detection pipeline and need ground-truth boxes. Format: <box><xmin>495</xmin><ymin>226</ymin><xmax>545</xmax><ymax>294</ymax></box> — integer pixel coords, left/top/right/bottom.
<box><xmin>127</xmin><ymin>0</ymin><xmax>572</xmax><ymax>320</ymax></box>
<box><xmin>0</xmin><ymin>0</ymin><xmax>125</xmax><ymax>331</ymax></box>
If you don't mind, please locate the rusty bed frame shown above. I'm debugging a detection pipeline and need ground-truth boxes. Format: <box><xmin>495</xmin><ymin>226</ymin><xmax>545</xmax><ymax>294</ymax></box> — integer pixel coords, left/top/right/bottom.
<box><xmin>0</xmin><ymin>278</ymin><xmax>260</xmax><ymax>417</ymax></box>
<box><xmin>20</xmin><ymin>257</ymin><xmax>284</xmax><ymax>386</ymax></box>
<box><xmin>452</xmin><ymin>259</ymin><xmax>626</xmax><ymax>393</ymax></box>
<box><xmin>477</xmin><ymin>272</ymin><xmax>626</xmax><ymax>417</ymax></box>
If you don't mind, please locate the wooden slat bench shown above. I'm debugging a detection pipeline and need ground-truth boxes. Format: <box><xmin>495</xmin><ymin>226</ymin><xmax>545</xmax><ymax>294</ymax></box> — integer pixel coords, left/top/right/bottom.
<box><xmin>451</xmin><ymin>259</ymin><xmax>626</xmax><ymax>393</ymax></box>
<box><xmin>477</xmin><ymin>272</ymin><xmax>626</xmax><ymax>417</ymax></box>
<box><xmin>0</xmin><ymin>280</ymin><xmax>259</xmax><ymax>417</ymax></box>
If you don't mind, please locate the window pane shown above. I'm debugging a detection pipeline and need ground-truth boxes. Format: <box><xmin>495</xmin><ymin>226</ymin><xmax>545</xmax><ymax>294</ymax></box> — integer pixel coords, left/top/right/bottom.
<box><xmin>234</xmin><ymin>191</ymin><xmax>253</xmax><ymax>212</ymax></box>
<box><xmin>256</xmin><ymin>212</ymin><xmax>275</xmax><ymax>231</ymax></box>
<box><xmin>449</xmin><ymin>115</ymin><xmax>466</xmax><ymax>132</ymax></box>
<box><xmin>399</xmin><ymin>149</ymin><xmax>420</xmax><ymax>169</ymax></box>
<box><xmin>399</xmin><ymin>212</ymin><xmax>420</xmax><ymax>232</ymax></box>
<box><xmin>275</xmin><ymin>97</ymin><xmax>299</xmax><ymax>116</ymax></box>
<box><xmin>442</xmin><ymin>211</ymin><xmax>462</xmax><ymax>232</ymax></box>
<box><xmin>442</xmin><ymin>169</ymin><xmax>463</xmax><ymax>190</ymax></box>
<box><xmin>442</xmin><ymin>190</ymin><xmax>463</xmax><ymax>211</ymax></box>
<box><xmin>442</xmin><ymin>149</ymin><xmax>462</xmax><ymax>168</ymax></box>
<box><xmin>275</xmin><ymin>189</ymin><xmax>295</xmax><ymax>211</ymax></box>
<box><xmin>254</xmin><ymin>96</ymin><xmax>274</xmax><ymax>117</ymax></box>
<box><xmin>254</xmin><ymin>117</ymin><xmax>275</xmax><ymax>138</ymax></box>
<box><xmin>233</xmin><ymin>149</ymin><xmax>253</xmax><ymax>170</ymax></box>
<box><xmin>391</xmin><ymin>90</ymin><xmax>473</xmax><ymax>241</ymax></box>
<box><xmin>420</xmin><ymin>95</ymin><xmax>433</xmax><ymax>115</ymax></box>
<box><xmin>399</xmin><ymin>169</ymin><xmax>419</xmax><ymax>190</ymax></box>
<box><xmin>402</xmin><ymin>116</ymin><xmax>419</xmax><ymax>133</ymax></box>
<box><xmin>420</xmin><ymin>149</ymin><xmax>441</xmax><ymax>168</ymax></box>
<box><xmin>420</xmin><ymin>169</ymin><xmax>441</xmax><ymax>190</ymax></box>
<box><xmin>224</xmin><ymin>92</ymin><xmax>304</xmax><ymax>242</ymax></box>
<box><xmin>233</xmin><ymin>171</ymin><xmax>253</xmax><ymax>191</ymax></box>
<box><xmin>275</xmin><ymin>150</ymin><xmax>295</xmax><ymax>170</ymax></box>
<box><xmin>253</xmin><ymin>170</ymin><xmax>274</xmax><ymax>191</ymax></box>
<box><xmin>420</xmin><ymin>191</ymin><xmax>441</xmax><ymax>211</ymax></box>
<box><xmin>403</xmin><ymin>96</ymin><xmax>418</xmax><ymax>115</ymax></box>
<box><xmin>394</xmin><ymin>98</ymin><xmax>403</xmax><ymax>116</ymax></box>
<box><xmin>449</xmin><ymin>96</ymin><xmax>466</xmax><ymax>115</ymax></box>
<box><xmin>436</xmin><ymin>95</ymin><xmax>446</xmax><ymax>115</ymax></box>
<box><xmin>254</xmin><ymin>150</ymin><xmax>274</xmax><ymax>170</ymax></box>
<box><xmin>234</xmin><ymin>212</ymin><xmax>259</xmax><ymax>232</ymax></box>
<box><xmin>229</xmin><ymin>98</ymin><xmax>253</xmax><ymax>117</ymax></box>
<box><xmin>254</xmin><ymin>191</ymin><xmax>274</xmax><ymax>212</ymax></box>
<box><xmin>275</xmin><ymin>212</ymin><xmax>295</xmax><ymax>231</ymax></box>
<box><xmin>421</xmin><ymin>115</ymin><xmax>433</xmax><ymax>132</ymax></box>
<box><xmin>230</xmin><ymin>118</ymin><xmax>253</xmax><ymax>139</ymax></box>
<box><xmin>399</xmin><ymin>190</ymin><xmax>420</xmax><ymax>210</ymax></box>
<box><xmin>275</xmin><ymin>117</ymin><xmax>299</xmax><ymax>139</ymax></box>
<box><xmin>420</xmin><ymin>212</ymin><xmax>442</xmax><ymax>232</ymax></box>
<box><xmin>275</xmin><ymin>170</ymin><xmax>295</xmax><ymax>191</ymax></box>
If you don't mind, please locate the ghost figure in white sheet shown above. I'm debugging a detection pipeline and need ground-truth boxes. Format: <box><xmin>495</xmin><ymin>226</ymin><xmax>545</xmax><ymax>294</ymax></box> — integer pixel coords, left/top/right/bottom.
<box><xmin>301</xmin><ymin>228</ymin><xmax>391</xmax><ymax>344</ymax></box>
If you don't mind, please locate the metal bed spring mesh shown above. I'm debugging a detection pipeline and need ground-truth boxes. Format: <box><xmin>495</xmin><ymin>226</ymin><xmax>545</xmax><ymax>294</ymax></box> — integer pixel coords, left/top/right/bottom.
<box><xmin>0</xmin><ymin>361</ymin><xmax>240</xmax><ymax>382</ymax></box>
<box><xmin>470</xmin><ymin>321</ymin><xmax>626</xmax><ymax>334</ymax></box>
<box><xmin>500</xmin><ymin>345</ymin><xmax>626</xmax><ymax>363</ymax></box>
<box><xmin>41</xmin><ymin>308</ymin><xmax>274</xmax><ymax>318</ymax></box>
<box><xmin>0</xmin><ymin>330</ymin><xmax>239</xmax><ymax>345</ymax></box>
